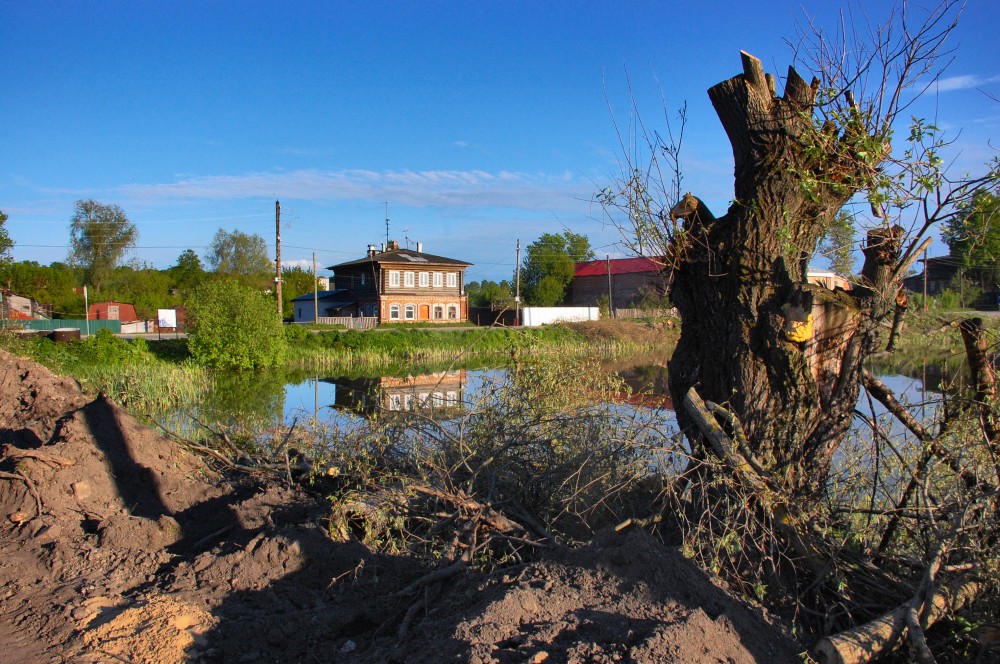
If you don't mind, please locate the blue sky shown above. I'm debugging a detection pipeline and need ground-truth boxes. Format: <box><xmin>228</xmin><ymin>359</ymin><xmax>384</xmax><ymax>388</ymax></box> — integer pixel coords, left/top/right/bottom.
<box><xmin>2</xmin><ymin>1</ymin><xmax>998</xmax><ymax>283</ymax></box>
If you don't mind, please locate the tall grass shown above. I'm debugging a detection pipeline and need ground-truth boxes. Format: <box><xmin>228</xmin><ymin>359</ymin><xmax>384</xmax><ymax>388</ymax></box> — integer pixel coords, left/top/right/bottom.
<box><xmin>74</xmin><ymin>363</ymin><xmax>210</xmax><ymax>415</ymax></box>
<box><xmin>284</xmin><ymin>323</ymin><xmax>667</xmax><ymax>372</ymax></box>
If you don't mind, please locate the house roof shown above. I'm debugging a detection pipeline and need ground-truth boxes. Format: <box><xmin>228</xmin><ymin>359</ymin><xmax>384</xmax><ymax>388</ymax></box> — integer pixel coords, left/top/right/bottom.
<box><xmin>328</xmin><ymin>248</ymin><xmax>472</xmax><ymax>271</ymax></box>
<box><xmin>290</xmin><ymin>289</ymin><xmax>350</xmax><ymax>302</ymax></box>
<box><xmin>574</xmin><ymin>256</ymin><xmax>666</xmax><ymax>278</ymax></box>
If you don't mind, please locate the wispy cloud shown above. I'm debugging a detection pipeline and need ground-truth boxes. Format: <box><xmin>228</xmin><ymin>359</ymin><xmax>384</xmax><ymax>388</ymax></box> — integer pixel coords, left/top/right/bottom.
<box><xmin>933</xmin><ymin>74</ymin><xmax>1000</xmax><ymax>93</ymax></box>
<box><xmin>118</xmin><ymin>168</ymin><xmax>590</xmax><ymax>212</ymax></box>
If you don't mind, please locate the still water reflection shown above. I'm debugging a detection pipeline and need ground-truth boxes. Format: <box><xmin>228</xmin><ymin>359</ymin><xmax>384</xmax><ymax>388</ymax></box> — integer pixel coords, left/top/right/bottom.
<box><xmin>175</xmin><ymin>358</ymin><xmax>945</xmax><ymax>441</ymax></box>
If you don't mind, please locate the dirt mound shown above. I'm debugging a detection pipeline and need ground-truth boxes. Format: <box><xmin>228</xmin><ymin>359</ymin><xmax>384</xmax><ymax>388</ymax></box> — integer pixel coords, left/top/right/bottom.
<box><xmin>0</xmin><ymin>350</ymin><xmax>803</xmax><ymax>663</ymax></box>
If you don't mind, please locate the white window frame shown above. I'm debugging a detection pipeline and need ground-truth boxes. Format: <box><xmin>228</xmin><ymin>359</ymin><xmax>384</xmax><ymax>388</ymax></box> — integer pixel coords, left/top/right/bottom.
<box><xmin>360</xmin><ymin>273</ymin><xmax>366</xmax><ymax>287</ymax></box>
<box><xmin>404</xmin><ymin>271</ymin><xmax>415</xmax><ymax>288</ymax></box>
<box><xmin>446</xmin><ymin>272</ymin><xmax>457</xmax><ymax>288</ymax></box>
<box><xmin>419</xmin><ymin>272</ymin><xmax>429</xmax><ymax>287</ymax></box>
<box><xmin>433</xmin><ymin>272</ymin><xmax>443</xmax><ymax>287</ymax></box>
<box><xmin>448</xmin><ymin>304</ymin><xmax>458</xmax><ymax>320</ymax></box>
<box><xmin>389</xmin><ymin>271</ymin><xmax>400</xmax><ymax>287</ymax></box>
<box><xmin>389</xmin><ymin>304</ymin><xmax>400</xmax><ymax>320</ymax></box>
<box><xmin>404</xmin><ymin>304</ymin><xmax>416</xmax><ymax>320</ymax></box>
<box><xmin>434</xmin><ymin>305</ymin><xmax>444</xmax><ymax>320</ymax></box>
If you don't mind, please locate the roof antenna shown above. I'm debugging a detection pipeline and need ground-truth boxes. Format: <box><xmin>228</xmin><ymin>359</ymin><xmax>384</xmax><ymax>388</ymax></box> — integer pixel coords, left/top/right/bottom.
<box><xmin>384</xmin><ymin>202</ymin><xmax>390</xmax><ymax>247</ymax></box>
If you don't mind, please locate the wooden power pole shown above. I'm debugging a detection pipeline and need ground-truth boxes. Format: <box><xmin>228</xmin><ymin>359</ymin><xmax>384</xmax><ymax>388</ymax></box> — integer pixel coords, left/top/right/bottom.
<box><xmin>275</xmin><ymin>200</ymin><xmax>282</xmax><ymax>318</ymax></box>
<box><xmin>515</xmin><ymin>239</ymin><xmax>521</xmax><ymax>326</ymax></box>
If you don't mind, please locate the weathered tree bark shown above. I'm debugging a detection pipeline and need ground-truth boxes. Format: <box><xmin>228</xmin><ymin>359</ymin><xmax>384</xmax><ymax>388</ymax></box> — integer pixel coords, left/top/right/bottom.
<box><xmin>812</xmin><ymin>578</ymin><xmax>979</xmax><ymax>664</ymax></box>
<box><xmin>668</xmin><ymin>52</ymin><xmax>902</xmax><ymax>499</ymax></box>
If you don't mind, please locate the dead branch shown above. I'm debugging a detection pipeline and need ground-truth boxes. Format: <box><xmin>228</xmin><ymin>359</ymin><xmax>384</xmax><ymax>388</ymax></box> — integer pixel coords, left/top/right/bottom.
<box><xmin>683</xmin><ymin>387</ymin><xmax>828</xmax><ymax>577</ymax></box>
<box><xmin>1</xmin><ymin>444</ymin><xmax>75</xmax><ymax>468</ymax></box>
<box><xmin>0</xmin><ymin>468</ymin><xmax>44</xmax><ymax>526</ymax></box>
<box><xmin>812</xmin><ymin>577</ymin><xmax>978</xmax><ymax>664</ymax></box>
<box><xmin>393</xmin><ymin>559</ymin><xmax>467</xmax><ymax>599</ymax></box>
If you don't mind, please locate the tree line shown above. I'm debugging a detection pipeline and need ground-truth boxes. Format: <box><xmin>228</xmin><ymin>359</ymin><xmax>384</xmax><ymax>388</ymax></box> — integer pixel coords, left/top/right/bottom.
<box><xmin>1</xmin><ymin>201</ymin><xmax>605</xmax><ymax>317</ymax></box>
<box><xmin>0</xmin><ymin>199</ymin><xmax>317</xmax><ymax>320</ymax></box>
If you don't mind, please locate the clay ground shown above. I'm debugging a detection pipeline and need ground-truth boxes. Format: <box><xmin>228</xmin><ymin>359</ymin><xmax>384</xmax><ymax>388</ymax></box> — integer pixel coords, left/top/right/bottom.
<box><xmin>0</xmin><ymin>350</ymin><xmax>803</xmax><ymax>663</ymax></box>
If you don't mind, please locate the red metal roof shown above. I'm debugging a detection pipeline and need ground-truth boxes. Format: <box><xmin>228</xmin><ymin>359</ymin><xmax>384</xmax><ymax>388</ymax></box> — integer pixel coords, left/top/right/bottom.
<box><xmin>574</xmin><ymin>256</ymin><xmax>665</xmax><ymax>277</ymax></box>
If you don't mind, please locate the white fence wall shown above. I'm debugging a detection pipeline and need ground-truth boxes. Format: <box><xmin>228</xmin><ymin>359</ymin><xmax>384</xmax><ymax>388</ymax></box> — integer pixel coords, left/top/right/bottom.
<box><xmin>120</xmin><ymin>321</ymin><xmax>149</xmax><ymax>334</ymax></box>
<box><xmin>521</xmin><ymin>306</ymin><xmax>600</xmax><ymax>327</ymax></box>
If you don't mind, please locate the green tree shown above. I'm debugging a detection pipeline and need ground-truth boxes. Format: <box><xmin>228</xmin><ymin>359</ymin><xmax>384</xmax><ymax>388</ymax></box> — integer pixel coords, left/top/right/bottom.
<box><xmin>206</xmin><ymin>229</ymin><xmax>272</xmax><ymax>289</ymax></box>
<box><xmin>280</xmin><ymin>265</ymin><xmax>318</xmax><ymax>315</ymax></box>
<box><xmin>818</xmin><ymin>209</ymin><xmax>856</xmax><ymax>276</ymax></box>
<box><xmin>68</xmin><ymin>199</ymin><xmax>138</xmax><ymax>290</ymax></box>
<box><xmin>943</xmin><ymin>191</ymin><xmax>1000</xmax><ymax>290</ymax></box>
<box><xmin>0</xmin><ymin>209</ymin><xmax>12</xmax><ymax>264</ymax></box>
<box><xmin>168</xmin><ymin>249</ymin><xmax>206</xmax><ymax>295</ymax></box>
<box><xmin>466</xmin><ymin>279</ymin><xmax>514</xmax><ymax>308</ymax></box>
<box><xmin>0</xmin><ymin>260</ymin><xmax>82</xmax><ymax>318</ymax></box>
<box><xmin>519</xmin><ymin>232</ymin><xmax>594</xmax><ymax>306</ymax></box>
<box><xmin>187</xmin><ymin>279</ymin><xmax>286</xmax><ymax>370</ymax></box>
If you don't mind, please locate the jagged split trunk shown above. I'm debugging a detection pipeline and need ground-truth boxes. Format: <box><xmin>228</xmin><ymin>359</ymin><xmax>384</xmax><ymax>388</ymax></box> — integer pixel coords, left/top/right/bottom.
<box><xmin>668</xmin><ymin>53</ymin><xmax>903</xmax><ymax>499</ymax></box>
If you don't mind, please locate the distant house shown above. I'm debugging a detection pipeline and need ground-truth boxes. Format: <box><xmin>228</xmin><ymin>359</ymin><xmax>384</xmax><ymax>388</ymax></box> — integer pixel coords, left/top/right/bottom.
<box><xmin>806</xmin><ymin>270</ymin><xmax>852</xmax><ymax>291</ymax></box>
<box><xmin>1</xmin><ymin>291</ymin><xmax>48</xmax><ymax>321</ymax></box>
<box><xmin>902</xmin><ymin>256</ymin><xmax>962</xmax><ymax>297</ymax></box>
<box><xmin>291</xmin><ymin>290</ymin><xmax>357</xmax><ymax>323</ymax></box>
<box><xmin>314</xmin><ymin>241</ymin><xmax>471</xmax><ymax>324</ymax></box>
<box><xmin>571</xmin><ymin>256</ymin><xmax>670</xmax><ymax>307</ymax></box>
<box><xmin>88</xmin><ymin>301</ymin><xmax>139</xmax><ymax>323</ymax></box>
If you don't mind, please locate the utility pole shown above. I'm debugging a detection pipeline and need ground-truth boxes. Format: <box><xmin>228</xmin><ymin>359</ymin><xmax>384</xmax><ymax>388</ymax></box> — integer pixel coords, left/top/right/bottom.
<box><xmin>515</xmin><ymin>239</ymin><xmax>521</xmax><ymax>326</ymax></box>
<box><xmin>313</xmin><ymin>252</ymin><xmax>319</xmax><ymax>323</ymax></box>
<box><xmin>606</xmin><ymin>255</ymin><xmax>614</xmax><ymax>318</ymax></box>
<box><xmin>275</xmin><ymin>200</ymin><xmax>283</xmax><ymax>318</ymax></box>
<box><xmin>923</xmin><ymin>249</ymin><xmax>928</xmax><ymax>311</ymax></box>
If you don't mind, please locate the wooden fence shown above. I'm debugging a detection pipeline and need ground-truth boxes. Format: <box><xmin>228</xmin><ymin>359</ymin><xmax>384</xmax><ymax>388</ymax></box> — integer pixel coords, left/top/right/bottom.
<box><xmin>612</xmin><ymin>308</ymin><xmax>674</xmax><ymax>319</ymax></box>
<box><xmin>315</xmin><ymin>316</ymin><xmax>378</xmax><ymax>330</ymax></box>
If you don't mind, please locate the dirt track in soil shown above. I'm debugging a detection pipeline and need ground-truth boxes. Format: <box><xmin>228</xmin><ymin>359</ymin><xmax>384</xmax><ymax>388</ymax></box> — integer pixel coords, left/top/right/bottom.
<box><xmin>0</xmin><ymin>350</ymin><xmax>803</xmax><ymax>663</ymax></box>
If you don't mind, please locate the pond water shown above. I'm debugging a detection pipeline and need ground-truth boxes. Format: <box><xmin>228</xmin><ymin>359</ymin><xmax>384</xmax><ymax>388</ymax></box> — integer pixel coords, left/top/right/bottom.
<box><xmin>235</xmin><ymin>361</ymin><xmax>943</xmax><ymax>437</ymax></box>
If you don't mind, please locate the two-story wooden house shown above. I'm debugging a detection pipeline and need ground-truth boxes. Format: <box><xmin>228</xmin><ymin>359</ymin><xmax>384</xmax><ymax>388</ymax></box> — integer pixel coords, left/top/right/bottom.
<box><xmin>326</xmin><ymin>242</ymin><xmax>471</xmax><ymax>323</ymax></box>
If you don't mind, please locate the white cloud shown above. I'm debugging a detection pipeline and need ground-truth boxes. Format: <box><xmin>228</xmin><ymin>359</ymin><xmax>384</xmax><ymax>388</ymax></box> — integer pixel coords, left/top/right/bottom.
<box><xmin>282</xmin><ymin>258</ymin><xmax>315</xmax><ymax>270</ymax></box>
<box><xmin>933</xmin><ymin>74</ymin><xmax>1000</xmax><ymax>93</ymax></box>
<box><xmin>117</xmin><ymin>168</ymin><xmax>590</xmax><ymax>212</ymax></box>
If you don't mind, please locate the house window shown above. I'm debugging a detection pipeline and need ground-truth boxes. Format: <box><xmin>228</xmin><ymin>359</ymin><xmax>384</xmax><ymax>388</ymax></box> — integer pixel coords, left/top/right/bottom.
<box><xmin>404</xmin><ymin>304</ymin><xmax>416</xmax><ymax>320</ymax></box>
<box><xmin>296</xmin><ymin>307</ymin><xmax>302</xmax><ymax>319</ymax></box>
<box><xmin>419</xmin><ymin>272</ymin><xmax>429</xmax><ymax>287</ymax></box>
<box><xmin>447</xmin><ymin>273</ymin><xmax>457</xmax><ymax>288</ymax></box>
<box><xmin>434</xmin><ymin>305</ymin><xmax>444</xmax><ymax>320</ymax></box>
<box><xmin>448</xmin><ymin>305</ymin><xmax>458</xmax><ymax>320</ymax></box>
<box><xmin>389</xmin><ymin>304</ymin><xmax>400</xmax><ymax>320</ymax></box>
<box><xmin>404</xmin><ymin>271</ymin><xmax>415</xmax><ymax>287</ymax></box>
<box><xmin>389</xmin><ymin>271</ymin><xmax>400</xmax><ymax>287</ymax></box>
<box><xmin>433</xmin><ymin>272</ymin><xmax>443</xmax><ymax>287</ymax></box>
<box><xmin>360</xmin><ymin>273</ymin><xmax>366</xmax><ymax>287</ymax></box>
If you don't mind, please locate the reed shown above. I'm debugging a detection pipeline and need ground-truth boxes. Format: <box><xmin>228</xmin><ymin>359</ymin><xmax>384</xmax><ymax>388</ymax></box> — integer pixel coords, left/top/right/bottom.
<box><xmin>74</xmin><ymin>362</ymin><xmax>210</xmax><ymax>415</ymax></box>
<box><xmin>284</xmin><ymin>324</ymin><xmax>667</xmax><ymax>373</ymax></box>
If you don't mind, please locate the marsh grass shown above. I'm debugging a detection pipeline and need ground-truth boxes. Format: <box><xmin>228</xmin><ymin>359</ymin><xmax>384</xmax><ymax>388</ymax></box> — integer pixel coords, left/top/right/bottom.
<box><xmin>75</xmin><ymin>362</ymin><xmax>209</xmax><ymax>415</ymax></box>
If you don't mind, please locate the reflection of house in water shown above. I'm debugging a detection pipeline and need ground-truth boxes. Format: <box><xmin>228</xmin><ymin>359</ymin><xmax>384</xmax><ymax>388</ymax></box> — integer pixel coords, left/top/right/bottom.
<box><xmin>328</xmin><ymin>370</ymin><xmax>467</xmax><ymax>417</ymax></box>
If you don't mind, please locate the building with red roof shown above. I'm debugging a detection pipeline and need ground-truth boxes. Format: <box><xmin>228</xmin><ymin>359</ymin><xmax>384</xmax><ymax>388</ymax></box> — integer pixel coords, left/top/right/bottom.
<box><xmin>571</xmin><ymin>256</ymin><xmax>670</xmax><ymax>308</ymax></box>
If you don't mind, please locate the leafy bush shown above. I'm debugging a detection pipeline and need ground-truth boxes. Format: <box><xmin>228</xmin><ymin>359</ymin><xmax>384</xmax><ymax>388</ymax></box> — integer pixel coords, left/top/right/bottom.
<box><xmin>284</xmin><ymin>322</ymin><xmax>310</xmax><ymax>342</ymax></box>
<box><xmin>187</xmin><ymin>279</ymin><xmax>286</xmax><ymax>370</ymax></box>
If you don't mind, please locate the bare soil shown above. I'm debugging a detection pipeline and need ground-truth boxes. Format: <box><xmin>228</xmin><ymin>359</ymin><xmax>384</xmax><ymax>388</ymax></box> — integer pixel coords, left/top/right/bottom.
<box><xmin>0</xmin><ymin>350</ymin><xmax>802</xmax><ymax>663</ymax></box>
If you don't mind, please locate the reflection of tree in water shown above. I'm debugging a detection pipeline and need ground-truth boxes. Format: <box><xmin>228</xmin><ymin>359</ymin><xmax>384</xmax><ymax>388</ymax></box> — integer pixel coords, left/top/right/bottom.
<box><xmin>867</xmin><ymin>352</ymin><xmax>968</xmax><ymax>396</ymax></box>
<box><xmin>199</xmin><ymin>370</ymin><xmax>287</xmax><ymax>428</ymax></box>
